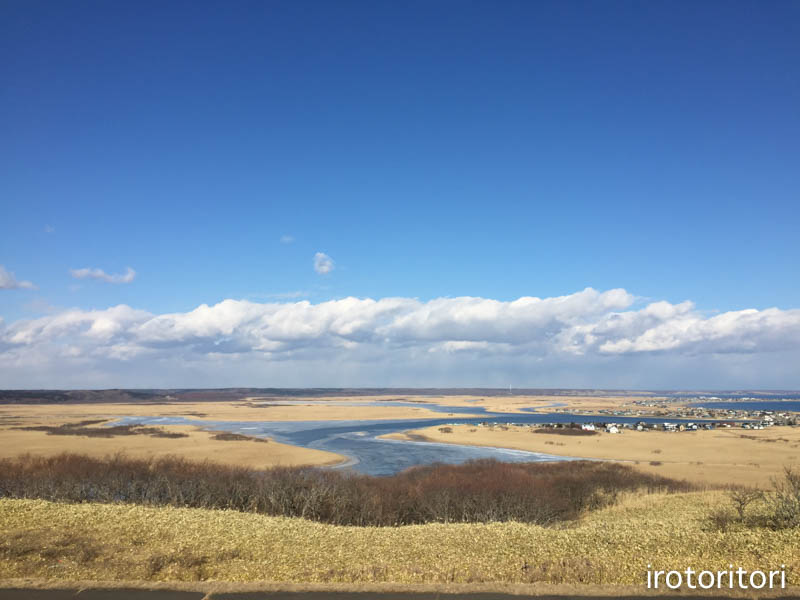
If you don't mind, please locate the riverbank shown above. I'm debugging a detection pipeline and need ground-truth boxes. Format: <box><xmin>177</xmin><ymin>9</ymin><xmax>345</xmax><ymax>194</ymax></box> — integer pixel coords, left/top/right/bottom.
<box><xmin>383</xmin><ymin>424</ymin><xmax>800</xmax><ymax>487</ymax></box>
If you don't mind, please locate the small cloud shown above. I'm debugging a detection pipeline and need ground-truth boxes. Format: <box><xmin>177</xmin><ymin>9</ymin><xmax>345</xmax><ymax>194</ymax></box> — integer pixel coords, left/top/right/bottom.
<box><xmin>24</xmin><ymin>298</ymin><xmax>60</xmax><ymax>314</ymax></box>
<box><xmin>69</xmin><ymin>266</ymin><xmax>136</xmax><ymax>284</ymax></box>
<box><xmin>44</xmin><ymin>225</ymin><xmax>55</xmax><ymax>234</ymax></box>
<box><xmin>280</xmin><ymin>235</ymin><xmax>295</xmax><ymax>244</ymax></box>
<box><xmin>313</xmin><ymin>252</ymin><xmax>334</xmax><ymax>275</ymax></box>
<box><xmin>246</xmin><ymin>290</ymin><xmax>309</xmax><ymax>301</ymax></box>
<box><xmin>267</xmin><ymin>291</ymin><xmax>308</xmax><ymax>299</ymax></box>
<box><xmin>0</xmin><ymin>265</ymin><xmax>37</xmax><ymax>290</ymax></box>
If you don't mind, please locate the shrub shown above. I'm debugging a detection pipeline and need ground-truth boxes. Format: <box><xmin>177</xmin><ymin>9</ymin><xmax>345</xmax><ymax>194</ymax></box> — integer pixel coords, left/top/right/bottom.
<box><xmin>707</xmin><ymin>469</ymin><xmax>800</xmax><ymax>531</ymax></box>
<box><xmin>767</xmin><ymin>467</ymin><xmax>800</xmax><ymax>529</ymax></box>
<box><xmin>728</xmin><ymin>488</ymin><xmax>763</xmax><ymax>520</ymax></box>
<box><xmin>0</xmin><ymin>453</ymin><xmax>694</xmax><ymax>527</ymax></box>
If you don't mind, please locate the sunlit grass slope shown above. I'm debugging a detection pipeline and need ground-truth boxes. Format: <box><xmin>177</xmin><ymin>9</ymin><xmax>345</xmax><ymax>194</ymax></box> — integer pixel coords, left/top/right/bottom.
<box><xmin>1</xmin><ymin>492</ymin><xmax>798</xmax><ymax>585</ymax></box>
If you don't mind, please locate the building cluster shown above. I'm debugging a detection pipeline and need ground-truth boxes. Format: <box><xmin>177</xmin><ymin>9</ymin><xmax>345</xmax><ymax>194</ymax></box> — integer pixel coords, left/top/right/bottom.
<box><xmin>494</xmin><ymin>415</ymin><xmax>798</xmax><ymax>435</ymax></box>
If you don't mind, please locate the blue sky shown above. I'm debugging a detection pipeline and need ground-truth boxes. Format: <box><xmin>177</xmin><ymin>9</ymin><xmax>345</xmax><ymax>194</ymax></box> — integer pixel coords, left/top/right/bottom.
<box><xmin>2</xmin><ymin>1</ymin><xmax>799</xmax><ymax>388</ymax></box>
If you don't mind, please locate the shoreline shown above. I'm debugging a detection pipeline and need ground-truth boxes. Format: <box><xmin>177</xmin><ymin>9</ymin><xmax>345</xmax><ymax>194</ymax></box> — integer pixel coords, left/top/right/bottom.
<box><xmin>382</xmin><ymin>423</ymin><xmax>800</xmax><ymax>487</ymax></box>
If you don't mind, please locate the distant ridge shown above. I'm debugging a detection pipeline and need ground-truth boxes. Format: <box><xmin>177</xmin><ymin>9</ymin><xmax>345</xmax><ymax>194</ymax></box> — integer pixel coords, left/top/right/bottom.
<box><xmin>1</xmin><ymin>388</ymin><xmax>798</xmax><ymax>404</ymax></box>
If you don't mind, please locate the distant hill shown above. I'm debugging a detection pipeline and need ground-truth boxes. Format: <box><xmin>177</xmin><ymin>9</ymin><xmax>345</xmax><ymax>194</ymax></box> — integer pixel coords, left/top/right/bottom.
<box><xmin>0</xmin><ymin>387</ymin><xmax>653</xmax><ymax>404</ymax></box>
<box><xmin>1</xmin><ymin>387</ymin><xmax>796</xmax><ymax>404</ymax></box>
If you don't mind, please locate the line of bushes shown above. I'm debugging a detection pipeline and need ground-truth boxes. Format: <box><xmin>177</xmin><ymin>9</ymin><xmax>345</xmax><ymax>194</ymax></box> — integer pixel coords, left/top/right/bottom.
<box><xmin>14</xmin><ymin>422</ymin><xmax>188</xmax><ymax>439</ymax></box>
<box><xmin>0</xmin><ymin>453</ymin><xmax>694</xmax><ymax>526</ymax></box>
<box><xmin>532</xmin><ymin>426</ymin><xmax>598</xmax><ymax>436</ymax></box>
<box><xmin>210</xmin><ymin>432</ymin><xmax>268</xmax><ymax>442</ymax></box>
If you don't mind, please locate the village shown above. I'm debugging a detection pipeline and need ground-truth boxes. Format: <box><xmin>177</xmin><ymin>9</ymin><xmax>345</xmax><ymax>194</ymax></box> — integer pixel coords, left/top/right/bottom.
<box><xmin>528</xmin><ymin>415</ymin><xmax>794</xmax><ymax>435</ymax></box>
<box><xmin>475</xmin><ymin>408</ymin><xmax>799</xmax><ymax>435</ymax></box>
<box><xmin>540</xmin><ymin>398</ymin><xmax>799</xmax><ymax>426</ymax></box>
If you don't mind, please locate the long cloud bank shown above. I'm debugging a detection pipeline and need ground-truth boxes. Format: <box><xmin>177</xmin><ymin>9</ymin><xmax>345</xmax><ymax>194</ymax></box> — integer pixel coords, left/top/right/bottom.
<box><xmin>2</xmin><ymin>288</ymin><xmax>800</xmax><ymax>387</ymax></box>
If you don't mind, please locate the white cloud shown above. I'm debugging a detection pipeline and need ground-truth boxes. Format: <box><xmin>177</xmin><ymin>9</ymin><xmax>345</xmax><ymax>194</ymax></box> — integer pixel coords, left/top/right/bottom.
<box><xmin>44</xmin><ymin>225</ymin><xmax>55</xmax><ymax>234</ymax></box>
<box><xmin>0</xmin><ymin>265</ymin><xmax>36</xmax><ymax>290</ymax></box>
<box><xmin>280</xmin><ymin>235</ymin><xmax>295</xmax><ymax>244</ymax></box>
<box><xmin>251</xmin><ymin>291</ymin><xmax>309</xmax><ymax>300</ymax></box>
<box><xmin>2</xmin><ymin>288</ymin><xmax>800</xmax><ymax>387</ymax></box>
<box><xmin>313</xmin><ymin>252</ymin><xmax>334</xmax><ymax>275</ymax></box>
<box><xmin>69</xmin><ymin>266</ymin><xmax>136</xmax><ymax>284</ymax></box>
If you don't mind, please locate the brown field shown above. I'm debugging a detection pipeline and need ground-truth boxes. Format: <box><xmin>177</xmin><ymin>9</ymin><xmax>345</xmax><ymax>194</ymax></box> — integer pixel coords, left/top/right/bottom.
<box><xmin>0</xmin><ymin>398</ymin><xmax>447</xmax><ymax>424</ymax></box>
<box><xmin>383</xmin><ymin>424</ymin><xmax>800</xmax><ymax>487</ymax></box>
<box><xmin>0</xmin><ymin>423</ymin><xmax>343</xmax><ymax>469</ymax></box>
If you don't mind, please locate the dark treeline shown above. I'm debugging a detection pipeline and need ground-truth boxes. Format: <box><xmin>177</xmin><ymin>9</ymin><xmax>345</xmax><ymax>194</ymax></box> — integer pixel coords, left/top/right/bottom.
<box><xmin>0</xmin><ymin>387</ymin><xmax>658</xmax><ymax>404</ymax></box>
<box><xmin>0</xmin><ymin>454</ymin><xmax>693</xmax><ymax>526</ymax></box>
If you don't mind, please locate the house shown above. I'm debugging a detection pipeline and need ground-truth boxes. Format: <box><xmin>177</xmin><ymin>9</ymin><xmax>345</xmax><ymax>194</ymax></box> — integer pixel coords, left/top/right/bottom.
<box><xmin>605</xmin><ymin>424</ymin><xmax>620</xmax><ymax>434</ymax></box>
<box><xmin>581</xmin><ymin>423</ymin><xmax>596</xmax><ymax>431</ymax></box>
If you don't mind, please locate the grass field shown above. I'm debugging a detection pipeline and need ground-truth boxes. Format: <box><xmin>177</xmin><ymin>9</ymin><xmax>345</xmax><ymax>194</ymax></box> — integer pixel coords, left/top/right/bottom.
<box><xmin>384</xmin><ymin>424</ymin><xmax>800</xmax><ymax>487</ymax></box>
<box><xmin>1</xmin><ymin>490</ymin><xmax>798</xmax><ymax>585</ymax></box>
<box><xmin>0</xmin><ymin>422</ymin><xmax>344</xmax><ymax>469</ymax></box>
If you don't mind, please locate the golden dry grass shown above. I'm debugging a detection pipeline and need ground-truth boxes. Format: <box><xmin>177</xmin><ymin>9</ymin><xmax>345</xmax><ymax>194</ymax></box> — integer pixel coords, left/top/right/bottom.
<box><xmin>0</xmin><ymin>398</ymin><xmax>448</xmax><ymax>425</ymax></box>
<box><xmin>0</xmin><ymin>424</ymin><xmax>344</xmax><ymax>469</ymax></box>
<box><xmin>1</xmin><ymin>491</ymin><xmax>798</xmax><ymax>585</ymax></box>
<box><xmin>384</xmin><ymin>424</ymin><xmax>800</xmax><ymax>488</ymax></box>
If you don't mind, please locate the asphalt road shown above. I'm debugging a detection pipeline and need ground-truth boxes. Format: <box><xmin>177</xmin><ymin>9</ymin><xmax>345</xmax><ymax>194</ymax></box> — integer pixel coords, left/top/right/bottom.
<box><xmin>2</xmin><ymin>587</ymin><xmax>799</xmax><ymax>600</ymax></box>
